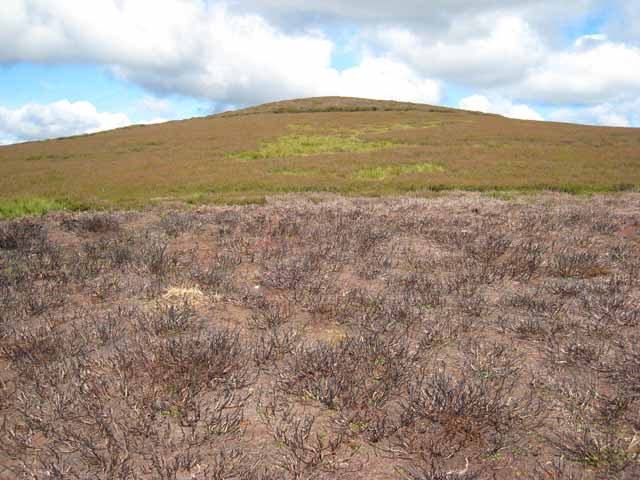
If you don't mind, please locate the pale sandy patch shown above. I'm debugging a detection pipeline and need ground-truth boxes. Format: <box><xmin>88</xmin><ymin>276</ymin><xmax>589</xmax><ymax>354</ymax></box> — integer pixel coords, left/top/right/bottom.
<box><xmin>162</xmin><ymin>286</ymin><xmax>206</xmax><ymax>305</ymax></box>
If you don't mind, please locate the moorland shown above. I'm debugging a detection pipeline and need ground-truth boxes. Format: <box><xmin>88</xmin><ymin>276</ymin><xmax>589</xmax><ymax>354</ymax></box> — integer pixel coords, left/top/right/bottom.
<box><xmin>0</xmin><ymin>97</ymin><xmax>639</xmax><ymax>217</ymax></box>
<box><xmin>0</xmin><ymin>97</ymin><xmax>639</xmax><ymax>479</ymax></box>
<box><xmin>1</xmin><ymin>193</ymin><xmax>639</xmax><ymax>478</ymax></box>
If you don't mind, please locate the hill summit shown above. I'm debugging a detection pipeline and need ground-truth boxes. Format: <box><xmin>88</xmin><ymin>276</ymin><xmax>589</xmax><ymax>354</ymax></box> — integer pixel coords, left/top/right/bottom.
<box><xmin>0</xmin><ymin>96</ymin><xmax>638</xmax><ymax>215</ymax></box>
<box><xmin>220</xmin><ymin>96</ymin><xmax>458</xmax><ymax>116</ymax></box>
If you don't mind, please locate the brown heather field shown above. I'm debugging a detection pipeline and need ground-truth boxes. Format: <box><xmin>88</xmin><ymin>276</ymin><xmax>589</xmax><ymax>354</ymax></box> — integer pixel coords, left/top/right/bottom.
<box><xmin>1</xmin><ymin>192</ymin><xmax>640</xmax><ymax>479</ymax></box>
<box><xmin>0</xmin><ymin>97</ymin><xmax>639</xmax><ymax>216</ymax></box>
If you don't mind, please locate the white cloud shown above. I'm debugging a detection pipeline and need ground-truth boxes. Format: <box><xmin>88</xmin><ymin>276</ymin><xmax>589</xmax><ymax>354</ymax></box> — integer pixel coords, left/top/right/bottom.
<box><xmin>549</xmin><ymin>99</ymin><xmax>640</xmax><ymax>127</ymax></box>
<box><xmin>140</xmin><ymin>117</ymin><xmax>169</xmax><ymax>126</ymax></box>
<box><xmin>233</xmin><ymin>0</ymin><xmax>600</xmax><ymax>31</ymax></box>
<box><xmin>372</xmin><ymin>14</ymin><xmax>546</xmax><ymax>86</ymax></box>
<box><xmin>0</xmin><ymin>1</ymin><xmax>329</xmax><ymax>105</ymax></box>
<box><xmin>574</xmin><ymin>33</ymin><xmax>607</xmax><ymax>48</ymax></box>
<box><xmin>0</xmin><ymin>1</ymin><xmax>441</xmax><ymax>107</ymax></box>
<box><xmin>326</xmin><ymin>57</ymin><xmax>441</xmax><ymax>104</ymax></box>
<box><xmin>140</xmin><ymin>96</ymin><xmax>172</xmax><ymax>115</ymax></box>
<box><xmin>518</xmin><ymin>41</ymin><xmax>640</xmax><ymax>104</ymax></box>
<box><xmin>459</xmin><ymin>94</ymin><xmax>543</xmax><ymax>120</ymax></box>
<box><xmin>371</xmin><ymin>15</ymin><xmax>640</xmax><ymax>107</ymax></box>
<box><xmin>0</xmin><ymin>100</ymin><xmax>131</xmax><ymax>144</ymax></box>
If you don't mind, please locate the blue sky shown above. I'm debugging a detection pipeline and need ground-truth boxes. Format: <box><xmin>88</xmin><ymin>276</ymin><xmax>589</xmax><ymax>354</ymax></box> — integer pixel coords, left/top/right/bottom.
<box><xmin>0</xmin><ymin>63</ymin><xmax>211</xmax><ymax>122</ymax></box>
<box><xmin>0</xmin><ymin>0</ymin><xmax>639</xmax><ymax>144</ymax></box>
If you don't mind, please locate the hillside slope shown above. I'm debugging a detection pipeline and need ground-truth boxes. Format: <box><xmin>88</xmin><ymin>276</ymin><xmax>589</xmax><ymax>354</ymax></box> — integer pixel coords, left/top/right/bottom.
<box><xmin>1</xmin><ymin>96</ymin><xmax>639</xmax><ymax>212</ymax></box>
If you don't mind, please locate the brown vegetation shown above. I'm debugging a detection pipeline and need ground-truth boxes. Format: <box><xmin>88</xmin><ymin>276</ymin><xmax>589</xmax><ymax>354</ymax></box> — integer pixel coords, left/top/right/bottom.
<box><xmin>1</xmin><ymin>192</ymin><xmax>639</xmax><ymax>478</ymax></box>
<box><xmin>0</xmin><ymin>97</ymin><xmax>638</xmax><ymax>214</ymax></box>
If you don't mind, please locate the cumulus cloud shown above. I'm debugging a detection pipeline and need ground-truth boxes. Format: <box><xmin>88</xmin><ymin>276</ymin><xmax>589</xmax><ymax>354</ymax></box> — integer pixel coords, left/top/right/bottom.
<box><xmin>326</xmin><ymin>57</ymin><xmax>441</xmax><ymax>104</ymax></box>
<box><xmin>362</xmin><ymin>2</ymin><xmax>640</xmax><ymax>121</ymax></box>
<box><xmin>459</xmin><ymin>95</ymin><xmax>543</xmax><ymax>120</ymax></box>
<box><xmin>549</xmin><ymin>98</ymin><xmax>640</xmax><ymax>127</ymax></box>
<box><xmin>233</xmin><ymin>0</ymin><xmax>599</xmax><ymax>31</ymax></box>
<box><xmin>0</xmin><ymin>100</ymin><xmax>131</xmax><ymax>144</ymax></box>
<box><xmin>0</xmin><ymin>1</ymin><xmax>440</xmax><ymax>107</ymax></box>
<box><xmin>574</xmin><ymin>34</ymin><xmax>607</xmax><ymax>48</ymax></box>
<box><xmin>0</xmin><ymin>1</ymin><xmax>328</xmax><ymax>104</ymax></box>
<box><xmin>517</xmin><ymin>40</ymin><xmax>640</xmax><ymax>104</ymax></box>
<box><xmin>371</xmin><ymin>15</ymin><xmax>640</xmax><ymax>106</ymax></box>
<box><xmin>371</xmin><ymin>14</ymin><xmax>546</xmax><ymax>86</ymax></box>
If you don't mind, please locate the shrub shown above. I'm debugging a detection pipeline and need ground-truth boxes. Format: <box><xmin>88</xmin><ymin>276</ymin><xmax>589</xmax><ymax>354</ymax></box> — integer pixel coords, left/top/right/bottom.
<box><xmin>62</xmin><ymin>212</ymin><xmax>121</xmax><ymax>233</ymax></box>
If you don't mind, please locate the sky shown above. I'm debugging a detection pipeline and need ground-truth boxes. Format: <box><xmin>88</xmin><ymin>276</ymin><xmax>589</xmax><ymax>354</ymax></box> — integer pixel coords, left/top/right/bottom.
<box><xmin>0</xmin><ymin>0</ymin><xmax>639</xmax><ymax>145</ymax></box>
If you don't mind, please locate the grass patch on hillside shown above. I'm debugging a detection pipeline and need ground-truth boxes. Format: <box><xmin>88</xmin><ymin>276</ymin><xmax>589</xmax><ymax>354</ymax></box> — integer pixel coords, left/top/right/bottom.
<box><xmin>0</xmin><ymin>197</ymin><xmax>82</xmax><ymax>219</ymax></box>
<box><xmin>229</xmin><ymin>134</ymin><xmax>403</xmax><ymax>160</ymax></box>
<box><xmin>354</xmin><ymin>162</ymin><xmax>445</xmax><ymax>181</ymax></box>
<box><xmin>269</xmin><ymin>167</ymin><xmax>319</xmax><ymax>176</ymax></box>
<box><xmin>349</xmin><ymin>122</ymin><xmax>442</xmax><ymax>134</ymax></box>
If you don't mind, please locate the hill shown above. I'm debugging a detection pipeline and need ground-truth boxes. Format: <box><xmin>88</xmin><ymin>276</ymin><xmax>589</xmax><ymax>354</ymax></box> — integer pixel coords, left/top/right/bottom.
<box><xmin>1</xmin><ymin>96</ymin><xmax>639</xmax><ymax>216</ymax></box>
<box><xmin>2</xmin><ymin>98</ymin><xmax>640</xmax><ymax>478</ymax></box>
